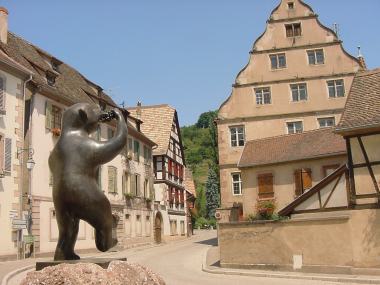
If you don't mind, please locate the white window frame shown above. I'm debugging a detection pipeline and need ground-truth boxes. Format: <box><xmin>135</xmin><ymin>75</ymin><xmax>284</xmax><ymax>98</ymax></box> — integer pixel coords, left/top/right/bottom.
<box><xmin>327</xmin><ymin>79</ymin><xmax>345</xmax><ymax>98</ymax></box>
<box><xmin>231</xmin><ymin>173</ymin><xmax>242</xmax><ymax>196</ymax></box>
<box><xmin>307</xmin><ymin>49</ymin><xmax>325</xmax><ymax>65</ymax></box>
<box><xmin>269</xmin><ymin>53</ymin><xmax>286</xmax><ymax>70</ymax></box>
<box><xmin>287</xmin><ymin>121</ymin><xmax>303</xmax><ymax>134</ymax></box>
<box><xmin>290</xmin><ymin>83</ymin><xmax>308</xmax><ymax>102</ymax></box>
<box><xmin>318</xmin><ymin>117</ymin><xmax>335</xmax><ymax>128</ymax></box>
<box><xmin>229</xmin><ymin>126</ymin><xmax>245</xmax><ymax>147</ymax></box>
<box><xmin>255</xmin><ymin>87</ymin><xmax>271</xmax><ymax>105</ymax></box>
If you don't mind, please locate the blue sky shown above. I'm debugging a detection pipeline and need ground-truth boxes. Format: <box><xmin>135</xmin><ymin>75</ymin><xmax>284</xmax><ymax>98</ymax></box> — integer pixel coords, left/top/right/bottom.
<box><xmin>3</xmin><ymin>1</ymin><xmax>380</xmax><ymax>126</ymax></box>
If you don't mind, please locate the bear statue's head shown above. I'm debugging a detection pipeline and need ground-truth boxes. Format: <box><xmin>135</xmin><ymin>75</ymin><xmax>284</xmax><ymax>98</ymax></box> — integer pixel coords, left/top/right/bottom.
<box><xmin>62</xmin><ymin>103</ymin><xmax>105</xmax><ymax>134</ymax></box>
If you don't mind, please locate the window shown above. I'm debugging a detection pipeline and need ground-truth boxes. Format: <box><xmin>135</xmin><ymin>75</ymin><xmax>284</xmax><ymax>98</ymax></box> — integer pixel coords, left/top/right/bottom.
<box><xmin>144</xmin><ymin>179</ymin><xmax>149</xmax><ymax>198</ymax></box>
<box><xmin>4</xmin><ymin>137</ymin><xmax>11</xmax><ymax>174</ymax></box>
<box><xmin>45</xmin><ymin>101</ymin><xmax>62</xmax><ymax>130</ymax></box>
<box><xmin>270</xmin><ymin>53</ymin><xmax>286</xmax><ymax>69</ymax></box>
<box><xmin>307</xmin><ymin>49</ymin><xmax>324</xmax><ymax>65</ymax></box>
<box><xmin>294</xmin><ymin>168</ymin><xmax>312</xmax><ymax>196</ymax></box>
<box><xmin>107</xmin><ymin>127</ymin><xmax>114</xmax><ymax>139</ymax></box>
<box><xmin>144</xmin><ymin>145</ymin><xmax>152</xmax><ymax>164</ymax></box>
<box><xmin>133</xmin><ymin>140</ymin><xmax>140</xmax><ymax>162</ymax></box>
<box><xmin>285</xmin><ymin>23</ymin><xmax>301</xmax><ymax>37</ymax></box>
<box><xmin>327</xmin><ymin>79</ymin><xmax>345</xmax><ymax>98</ymax></box>
<box><xmin>0</xmin><ymin>77</ymin><xmax>5</xmax><ymax>111</ymax></box>
<box><xmin>318</xmin><ymin>117</ymin><xmax>335</xmax><ymax>128</ymax></box>
<box><xmin>288</xmin><ymin>2</ymin><xmax>294</xmax><ymax>9</ymax></box>
<box><xmin>287</xmin><ymin>121</ymin><xmax>303</xmax><ymax>134</ymax></box>
<box><xmin>230</xmin><ymin>126</ymin><xmax>245</xmax><ymax>147</ymax></box>
<box><xmin>46</xmin><ymin>73</ymin><xmax>56</xmax><ymax>86</ymax></box>
<box><xmin>290</xmin><ymin>83</ymin><xmax>308</xmax><ymax>101</ymax></box>
<box><xmin>258</xmin><ymin>173</ymin><xmax>274</xmax><ymax>199</ymax></box>
<box><xmin>128</xmin><ymin>138</ymin><xmax>133</xmax><ymax>151</ymax></box>
<box><xmin>232</xmin><ymin>173</ymin><xmax>242</xmax><ymax>195</ymax></box>
<box><xmin>255</xmin><ymin>87</ymin><xmax>271</xmax><ymax>105</ymax></box>
<box><xmin>107</xmin><ymin>166</ymin><xmax>117</xmax><ymax>193</ymax></box>
<box><xmin>122</xmin><ymin>172</ymin><xmax>129</xmax><ymax>195</ymax></box>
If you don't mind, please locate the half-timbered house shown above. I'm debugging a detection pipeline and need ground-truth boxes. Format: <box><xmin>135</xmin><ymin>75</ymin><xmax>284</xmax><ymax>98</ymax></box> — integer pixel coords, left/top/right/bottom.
<box><xmin>128</xmin><ymin>104</ymin><xmax>192</xmax><ymax>241</ymax></box>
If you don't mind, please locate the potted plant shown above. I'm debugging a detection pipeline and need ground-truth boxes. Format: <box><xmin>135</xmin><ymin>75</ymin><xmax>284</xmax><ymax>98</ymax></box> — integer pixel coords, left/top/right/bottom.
<box><xmin>124</xmin><ymin>192</ymin><xmax>134</xmax><ymax>206</ymax></box>
<box><xmin>51</xmin><ymin>127</ymin><xmax>61</xmax><ymax>137</ymax></box>
<box><xmin>256</xmin><ymin>199</ymin><xmax>276</xmax><ymax>220</ymax></box>
<box><xmin>146</xmin><ymin>197</ymin><xmax>152</xmax><ymax>209</ymax></box>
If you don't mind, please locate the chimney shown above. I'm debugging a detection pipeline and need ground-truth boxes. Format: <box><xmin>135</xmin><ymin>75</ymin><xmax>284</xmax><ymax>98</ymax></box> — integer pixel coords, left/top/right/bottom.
<box><xmin>0</xmin><ymin>7</ymin><xmax>8</xmax><ymax>44</ymax></box>
<box><xmin>136</xmin><ymin>101</ymin><xmax>142</xmax><ymax>119</ymax></box>
<box><xmin>357</xmin><ymin>46</ymin><xmax>367</xmax><ymax>70</ymax></box>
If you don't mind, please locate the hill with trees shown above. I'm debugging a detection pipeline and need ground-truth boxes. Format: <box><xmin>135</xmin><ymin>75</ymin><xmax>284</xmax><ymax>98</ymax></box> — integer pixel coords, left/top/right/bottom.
<box><xmin>181</xmin><ymin>111</ymin><xmax>220</xmax><ymax>227</ymax></box>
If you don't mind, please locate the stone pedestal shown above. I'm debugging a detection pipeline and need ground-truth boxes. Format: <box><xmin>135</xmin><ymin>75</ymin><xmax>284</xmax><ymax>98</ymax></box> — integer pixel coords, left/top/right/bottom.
<box><xmin>36</xmin><ymin>257</ymin><xmax>127</xmax><ymax>271</ymax></box>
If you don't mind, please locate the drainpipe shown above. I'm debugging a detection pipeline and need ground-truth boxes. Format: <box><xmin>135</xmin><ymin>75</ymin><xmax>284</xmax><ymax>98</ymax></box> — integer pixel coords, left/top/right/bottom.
<box><xmin>19</xmin><ymin>74</ymin><xmax>32</xmax><ymax>220</ymax></box>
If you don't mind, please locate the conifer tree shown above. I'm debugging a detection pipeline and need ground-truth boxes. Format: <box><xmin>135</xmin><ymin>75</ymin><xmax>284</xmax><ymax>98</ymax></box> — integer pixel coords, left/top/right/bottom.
<box><xmin>205</xmin><ymin>168</ymin><xmax>220</xmax><ymax>219</ymax></box>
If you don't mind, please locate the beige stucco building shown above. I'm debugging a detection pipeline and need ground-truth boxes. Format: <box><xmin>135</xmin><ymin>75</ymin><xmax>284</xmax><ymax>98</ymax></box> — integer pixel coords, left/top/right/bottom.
<box><xmin>0</xmin><ymin>8</ymin><xmax>33</xmax><ymax>256</ymax></box>
<box><xmin>0</xmin><ymin>8</ymin><xmax>159</xmax><ymax>258</ymax></box>
<box><xmin>217</xmin><ymin>0</ymin><xmax>363</xmax><ymax>214</ymax></box>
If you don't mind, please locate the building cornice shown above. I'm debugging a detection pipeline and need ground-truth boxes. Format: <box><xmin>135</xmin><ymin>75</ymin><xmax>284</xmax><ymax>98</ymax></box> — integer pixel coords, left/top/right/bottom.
<box><xmin>217</xmin><ymin>108</ymin><xmax>345</xmax><ymax>125</ymax></box>
<box><xmin>250</xmin><ymin>40</ymin><xmax>342</xmax><ymax>55</ymax></box>
<box><xmin>233</xmin><ymin>72</ymin><xmax>356</xmax><ymax>89</ymax></box>
<box><xmin>267</xmin><ymin>14</ymin><xmax>317</xmax><ymax>24</ymax></box>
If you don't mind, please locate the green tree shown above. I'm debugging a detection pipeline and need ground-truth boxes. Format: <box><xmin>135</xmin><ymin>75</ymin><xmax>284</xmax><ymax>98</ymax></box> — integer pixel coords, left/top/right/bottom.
<box><xmin>195</xmin><ymin>185</ymin><xmax>207</xmax><ymax>218</ymax></box>
<box><xmin>205</xmin><ymin>168</ymin><xmax>220</xmax><ymax>219</ymax></box>
<box><xmin>196</xmin><ymin>111</ymin><xmax>217</xmax><ymax>129</ymax></box>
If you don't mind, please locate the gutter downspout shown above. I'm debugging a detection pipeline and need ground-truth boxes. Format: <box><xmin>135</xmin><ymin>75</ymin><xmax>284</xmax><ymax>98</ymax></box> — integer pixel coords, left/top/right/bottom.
<box><xmin>19</xmin><ymin>74</ymin><xmax>32</xmax><ymax>222</ymax></box>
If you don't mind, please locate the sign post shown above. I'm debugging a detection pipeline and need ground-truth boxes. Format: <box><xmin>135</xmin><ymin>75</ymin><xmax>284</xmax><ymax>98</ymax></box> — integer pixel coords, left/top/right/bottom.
<box><xmin>12</xmin><ymin>219</ymin><xmax>27</xmax><ymax>260</ymax></box>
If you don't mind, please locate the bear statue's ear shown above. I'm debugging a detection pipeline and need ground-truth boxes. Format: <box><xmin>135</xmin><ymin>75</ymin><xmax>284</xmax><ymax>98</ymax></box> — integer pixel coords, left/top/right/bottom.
<box><xmin>78</xmin><ymin>109</ymin><xmax>88</xmax><ymax>123</ymax></box>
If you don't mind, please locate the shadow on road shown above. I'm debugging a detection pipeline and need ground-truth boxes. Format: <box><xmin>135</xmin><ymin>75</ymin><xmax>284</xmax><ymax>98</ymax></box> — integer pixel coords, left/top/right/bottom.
<box><xmin>194</xmin><ymin>237</ymin><xmax>218</xmax><ymax>246</ymax></box>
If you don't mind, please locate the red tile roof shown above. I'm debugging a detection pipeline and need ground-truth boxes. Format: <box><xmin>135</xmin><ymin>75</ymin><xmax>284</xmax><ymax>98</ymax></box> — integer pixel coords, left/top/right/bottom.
<box><xmin>336</xmin><ymin>68</ymin><xmax>380</xmax><ymax>134</ymax></box>
<box><xmin>238</xmin><ymin>128</ymin><xmax>346</xmax><ymax>168</ymax></box>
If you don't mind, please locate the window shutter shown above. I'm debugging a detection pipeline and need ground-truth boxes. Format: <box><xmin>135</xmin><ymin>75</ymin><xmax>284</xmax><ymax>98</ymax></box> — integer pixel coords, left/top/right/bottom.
<box><xmin>136</xmin><ymin>174</ymin><xmax>141</xmax><ymax>196</ymax></box>
<box><xmin>294</xmin><ymin>169</ymin><xmax>303</xmax><ymax>196</ymax></box>
<box><xmin>258</xmin><ymin>174</ymin><xmax>274</xmax><ymax>199</ymax></box>
<box><xmin>45</xmin><ymin>101</ymin><xmax>53</xmax><ymax>130</ymax></box>
<box><xmin>4</xmin><ymin>138</ymin><xmax>11</xmax><ymax>173</ymax></box>
<box><xmin>130</xmin><ymin>174</ymin><xmax>136</xmax><ymax>196</ymax></box>
<box><xmin>302</xmin><ymin>168</ymin><xmax>312</xmax><ymax>190</ymax></box>
<box><xmin>122</xmin><ymin>173</ymin><xmax>125</xmax><ymax>195</ymax></box>
<box><xmin>0</xmin><ymin>77</ymin><xmax>5</xmax><ymax>110</ymax></box>
<box><xmin>108</xmin><ymin>166</ymin><xmax>117</xmax><ymax>193</ymax></box>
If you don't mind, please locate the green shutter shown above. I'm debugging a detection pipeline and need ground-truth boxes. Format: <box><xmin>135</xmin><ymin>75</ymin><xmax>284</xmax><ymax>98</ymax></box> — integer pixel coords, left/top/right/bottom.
<box><xmin>136</xmin><ymin>174</ymin><xmax>141</xmax><ymax>196</ymax></box>
<box><xmin>130</xmin><ymin>174</ymin><xmax>136</xmax><ymax>196</ymax></box>
<box><xmin>4</xmin><ymin>138</ymin><xmax>11</xmax><ymax>173</ymax></box>
<box><xmin>108</xmin><ymin>166</ymin><xmax>117</xmax><ymax>193</ymax></box>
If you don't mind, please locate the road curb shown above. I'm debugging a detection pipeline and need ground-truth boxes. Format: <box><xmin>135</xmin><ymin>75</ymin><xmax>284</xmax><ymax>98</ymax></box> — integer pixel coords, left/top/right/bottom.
<box><xmin>1</xmin><ymin>265</ymin><xmax>34</xmax><ymax>285</ymax></box>
<box><xmin>201</xmin><ymin>248</ymin><xmax>380</xmax><ymax>284</ymax></box>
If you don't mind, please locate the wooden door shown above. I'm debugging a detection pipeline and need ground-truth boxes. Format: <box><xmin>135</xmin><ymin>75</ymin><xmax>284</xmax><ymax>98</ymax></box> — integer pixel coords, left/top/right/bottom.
<box><xmin>154</xmin><ymin>213</ymin><xmax>162</xmax><ymax>244</ymax></box>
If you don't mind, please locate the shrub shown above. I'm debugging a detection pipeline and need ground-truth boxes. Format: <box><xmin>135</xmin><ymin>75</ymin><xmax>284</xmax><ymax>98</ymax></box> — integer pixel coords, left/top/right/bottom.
<box><xmin>124</xmin><ymin>192</ymin><xmax>134</xmax><ymax>200</ymax></box>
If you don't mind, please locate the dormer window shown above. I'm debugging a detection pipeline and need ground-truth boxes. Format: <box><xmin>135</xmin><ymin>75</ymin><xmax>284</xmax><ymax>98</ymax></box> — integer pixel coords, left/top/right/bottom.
<box><xmin>46</xmin><ymin>72</ymin><xmax>56</xmax><ymax>86</ymax></box>
<box><xmin>288</xmin><ymin>2</ymin><xmax>294</xmax><ymax>10</ymax></box>
<box><xmin>285</xmin><ymin>23</ymin><xmax>302</xmax><ymax>37</ymax></box>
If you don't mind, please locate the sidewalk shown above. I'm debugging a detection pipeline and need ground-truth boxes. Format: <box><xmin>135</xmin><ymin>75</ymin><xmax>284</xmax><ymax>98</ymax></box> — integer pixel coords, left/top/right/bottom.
<box><xmin>202</xmin><ymin>246</ymin><xmax>380</xmax><ymax>284</ymax></box>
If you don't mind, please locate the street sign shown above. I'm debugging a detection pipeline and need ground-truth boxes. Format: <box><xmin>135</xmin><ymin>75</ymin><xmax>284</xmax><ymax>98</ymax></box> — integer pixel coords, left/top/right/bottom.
<box><xmin>12</xmin><ymin>219</ymin><xmax>27</xmax><ymax>225</ymax></box>
<box><xmin>12</xmin><ymin>224</ymin><xmax>27</xmax><ymax>230</ymax></box>
<box><xmin>9</xmin><ymin>210</ymin><xmax>18</xmax><ymax>219</ymax></box>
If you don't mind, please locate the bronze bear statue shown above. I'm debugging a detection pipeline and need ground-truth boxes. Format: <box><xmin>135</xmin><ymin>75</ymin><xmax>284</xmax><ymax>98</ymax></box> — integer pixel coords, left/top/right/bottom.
<box><xmin>49</xmin><ymin>103</ymin><xmax>127</xmax><ymax>260</ymax></box>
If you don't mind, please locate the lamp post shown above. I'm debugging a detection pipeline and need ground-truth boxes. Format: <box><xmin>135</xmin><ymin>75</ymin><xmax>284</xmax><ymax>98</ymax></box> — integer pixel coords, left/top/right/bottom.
<box><xmin>16</xmin><ymin>148</ymin><xmax>35</xmax><ymax>259</ymax></box>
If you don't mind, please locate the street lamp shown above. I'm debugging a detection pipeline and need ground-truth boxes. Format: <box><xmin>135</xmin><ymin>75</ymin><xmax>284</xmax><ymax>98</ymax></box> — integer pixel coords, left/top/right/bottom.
<box><xmin>26</xmin><ymin>158</ymin><xmax>35</xmax><ymax>171</ymax></box>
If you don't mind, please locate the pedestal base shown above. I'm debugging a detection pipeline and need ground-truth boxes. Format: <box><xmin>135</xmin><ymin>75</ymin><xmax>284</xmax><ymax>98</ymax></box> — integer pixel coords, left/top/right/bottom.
<box><xmin>36</xmin><ymin>257</ymin><xmax>127</xmax><ymax>271</ymax></box>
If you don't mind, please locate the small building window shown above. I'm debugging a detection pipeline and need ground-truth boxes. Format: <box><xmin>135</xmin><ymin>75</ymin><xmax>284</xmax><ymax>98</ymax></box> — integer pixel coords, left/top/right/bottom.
<box><xmin>270</xmin><ymin>53</ymin><xmax>286</xmax><ymax>69</ymax></box>
<box><xmin>134</xmin><ymin>140</ymin><xmax>140</xmax><ymax>162</ymax></box>
<box><xmin>107</xmin><ymin>166</ymin><xmax>117</xmax><ymax>194</ymax></box>
<box><xmin>288</xmin><ymin>2</ymin><xmax>294</xmax><ymax>9</ymax></box>
<box><xmin>318</xmin><ymin>117</ymin><xmax>335</xmax><ymax>128</ymax></box>
<box><xmin>230</xmin><ymin>126</ymin><xmax>245</xmax><ymax>147</ymax></box>
<box><xmin>144</xmin><ymin>145</ymin><xmax>152</xmax><ymax>164</ymax></box>
<box><xmin>294</xmin><ymin>168</ymin><xmax>312</xmax><ymax>196</ymax></box>
<box><xmin>45</xmin><ymin>102</ymin><xmax>62</xmax><ymax>130</ymax></box>
<box><xmin>285</xmin><ymin>23</ymin><xmax>302</xmax><ymax>37</ymax></box>
<box><xmin>46</xmin><ymin>72</ymin><xmax>56</xmax><ymax>86</ymax></box>
<box><xmin>258</xmin><ymin>173</ymin><xmax>274</xmax><ymax>199</ymax></box>
<box><xmin>307</xmin><ymin>49</ymin><xmax>324</xmax><ymax>65</ymax></box>
<box><xmin>287</xmin><ymin>121</ymin><xmax>303</xmax><ymax>134</ymax></box>
<box><xmin>107</xmin><ymin>127</ymin><xmax>114</xmax><ymax>139</ymax></box>
<box><xmin>0</xmin><ymin>77</ymin><xmax>5</xmax><ymax>112</ymax></box>
<box><xmin>290</xmin><ymin>83</ymin><xmax>308</xmax><ymax>101</ymax></box>
<box><xmin>255</xmin><ymin>87</ymin><xmax>271</xmax><ymax>105</ymax></box>
<box><xmin>327</xmin><ymin>79</ymin><xmax>345</xmax><ymax>98</ymax></box>
<box><xmin>232</xmin><ymin>173</ymin><xmax>242</xmax><ymax>195</ymax></box>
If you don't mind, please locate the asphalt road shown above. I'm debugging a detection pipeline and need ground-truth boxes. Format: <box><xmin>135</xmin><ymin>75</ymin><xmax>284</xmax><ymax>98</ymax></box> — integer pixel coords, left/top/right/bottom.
<box><xmin>6</xmin><ymin>230</ymin><xmax>371</xmax><ymax>285</ymax></box>
<box><xmin>122</xmin><ymin>230</ymin><xmax>366</xmax><ymax>285</ymax></box>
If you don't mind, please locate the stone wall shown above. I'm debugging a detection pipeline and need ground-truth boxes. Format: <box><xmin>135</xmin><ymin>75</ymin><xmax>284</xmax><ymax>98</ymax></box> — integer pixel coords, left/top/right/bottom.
<box><xmin>218</xmin><ymin>209</ymin><xmax>380</xmax><ymax>273</ymax></box>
